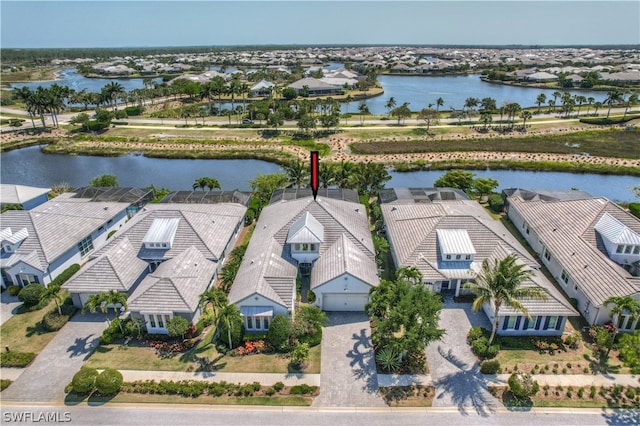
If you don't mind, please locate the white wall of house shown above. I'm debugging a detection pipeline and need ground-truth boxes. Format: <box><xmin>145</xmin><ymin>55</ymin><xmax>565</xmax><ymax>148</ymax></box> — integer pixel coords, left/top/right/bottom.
<box><xmin>3</xmin><ymin>261</ymin><xmax>43</xmax><ymax>288</ymax></box>
<box><xmin>482</xmin><ymin>303</ymin><xmax>567</xmax><ymax>336</ymax></box>
<box><xmin>290</xmin><ymin>243</ymin><xmax>320</xmax><ymax>264</ymax></box>
<box><xmin>314</xmin><ymin>273</ymin><xmax>373</xmax><ymax>311</ymax></box>
<box><xmin>235</xmin><ymin>293</ymin><xmax>290</xmax><ymax>332</ymax></box>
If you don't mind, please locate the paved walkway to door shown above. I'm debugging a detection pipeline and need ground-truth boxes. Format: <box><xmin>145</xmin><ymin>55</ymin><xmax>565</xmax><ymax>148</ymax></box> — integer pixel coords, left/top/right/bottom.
<box><xmin>425</xmin><ymin>297</ymin><xmax>502</xmax><ymax>416</ymax></box>
<box><xmin>311</xmin><ymin>312</ymin><xmax>386</xmax><ymax>407</ymax></box>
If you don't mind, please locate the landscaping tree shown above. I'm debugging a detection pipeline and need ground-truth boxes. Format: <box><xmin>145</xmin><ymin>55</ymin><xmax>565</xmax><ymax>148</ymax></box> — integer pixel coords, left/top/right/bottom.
<box><xmin>267</xmin><ymin>314</ymin><xmax>291</xmax><ymax>350</ymax></box>
<box><xmin>18</xmin><ymin>284</ymin><xmax>44</xmax><ymax>307</ymax></box>
<box><xmin>508</xmin><ymin>372</ymin><xmax>539</xmax><ymax>400</ymax></box>
<box><xmin>473</xmin><ymin>177</ymin><xmax>499</xmax><ymax>199</ymax></box>
<box><xmin>465</xmin><ymin>255</ymin><xmax>548</xmax><ymax>345</ymax></box>
<box><xmin>390</xmin><ymin>102</ymin><xmax>411</xmax><ymax>125</ymax></box>
<box><xmin>192</xmin><ymin>177</ymin><xmax>221</xmax><ymax>191</ymax></box>
<box><xmin>95</xmin><ymin>368</ymin><xmax>123</xmax><ymax>395</ymax></box>
<box><xmin>39</xmin><ymin>284</ymin><xmax>63</xmax><ymax>316</ymax></box>
<box><xmin>433</xmin><ymin>170</ymin><xmax>476</xmax><ymax>193</ymax></box>
<box><xmin>603</xmin><ymin>295</ymin><xmax>640</xmax><ymax>358</ymax></box>
<box><xmin>89</xmin><ymin>174</ymin><xmax>118</xmax><ymax>187</ymax></box>
<box><xmin>217</xmin><ymin>304</ymin><xmax>244</xmax><ymax>349</ymax></box>
<box><xmin>618</xmin><ymin>331</ymin><xmax>640</xmax><ymax>374</ymax></box>
<box><xmin>82</xmin><ymin>290</ymin><xmax>128</xmax><ymax>330</ymax></box>
<box><xmin>291</xmin><ymin>305</ymin><xmax>327</xmax><ymax>338</ymax></box>
<box><xmin>417</xmin><ymin>107</ymin><xmax>439</xmax><ymax>131</ymax></box>
<box><xmin>166</xmin><ymin>316</ymin><xmax>190</xmax><ymax>339</ymax></box>
<box><xmin>290</xmin><ymin>342</ymin><xmax>310</xmax><ymax>369</ymax></box>
<box><xmin>199</xmin><ymin>287</ymin><xmax>228</xmax><ymax>325</ymax></box>
<box><xmin>71</xmin><ymin>367</ymin><xmax>98</xmax><ymax>394</ymax></box>
<box><xmin>249</xmin><ymin>172</ymin><xmax>289</xmax><ymax>206</ymax></box>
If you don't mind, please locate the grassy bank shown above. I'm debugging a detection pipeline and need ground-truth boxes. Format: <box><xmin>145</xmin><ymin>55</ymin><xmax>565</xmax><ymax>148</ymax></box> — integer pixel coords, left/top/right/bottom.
<box><xmin>350</xmin><ymin>128</ymin><xmax>640</xmax><ymax>159</ymax></box>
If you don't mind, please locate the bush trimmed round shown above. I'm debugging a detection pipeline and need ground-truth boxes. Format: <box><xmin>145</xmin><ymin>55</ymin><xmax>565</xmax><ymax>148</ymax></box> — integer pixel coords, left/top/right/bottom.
<box><xmin>7</xmin><ymin>285</ymin><xmax>20</xmax><ymax>296</ymax></box>
<box><xmin>18</xmin><ymin>284</ymin><xmax>44</xmax><ymax>306</ymax></box>
<box><xmin>72</xmin><ymin>367</ymin><xmax>98</xmax><ymax>394</ymax></box>
<box><xmin>95</xmin><ymin>368</ymin><xmax>123</xmax><ymax>395</ymax></box>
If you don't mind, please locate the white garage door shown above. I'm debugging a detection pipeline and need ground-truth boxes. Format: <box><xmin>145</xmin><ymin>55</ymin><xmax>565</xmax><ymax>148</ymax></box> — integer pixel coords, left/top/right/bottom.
<box><xmin>322</xmin><ymin>293</ymin><xmax>369</xmax><ymax>312</ymax></box>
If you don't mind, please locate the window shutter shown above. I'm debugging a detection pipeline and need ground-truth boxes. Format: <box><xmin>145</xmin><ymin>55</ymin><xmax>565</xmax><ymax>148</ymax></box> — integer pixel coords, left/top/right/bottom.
<box><xmin>543</xmin><ymin>316</ymin><xmax>550</xmax><ymax>330</ymax></box>
<box><xmin>555</xmin><ymin>316</ymin><xmax>563</xmax><ymax>330</ymax></box>
<box><xmin>535</xmin><ymin>316</ymin><xmax>542</xmax><ymax>329</ymax></box>
<box><xmin>502</xmin><ymin>316</ymin><xmax>509</xmax><ymax>330</ymax></box>
<box><xmin>514</xmin><ymin>316</ymin><xmax>522</xmax><ymax>330</ymax></box>
<box><xmin>523</xmin><ymin>318</ymin><xmax>530</xmax><ymax>330</ymax></box>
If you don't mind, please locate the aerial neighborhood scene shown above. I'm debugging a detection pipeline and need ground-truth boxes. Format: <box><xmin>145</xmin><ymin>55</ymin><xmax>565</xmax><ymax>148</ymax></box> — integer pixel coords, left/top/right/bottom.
<box><xmin>1</xmin><ymin>1</ymin><xmax>640</xmax><ymax>425</ymax></box>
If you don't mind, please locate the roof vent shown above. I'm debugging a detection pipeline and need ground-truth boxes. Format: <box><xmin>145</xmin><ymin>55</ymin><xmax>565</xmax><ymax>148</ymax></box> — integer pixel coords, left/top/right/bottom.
<box><xmin>104</xmin><ymin>206</ymin><xmax>109</xmax><ymax>210</ymax></box>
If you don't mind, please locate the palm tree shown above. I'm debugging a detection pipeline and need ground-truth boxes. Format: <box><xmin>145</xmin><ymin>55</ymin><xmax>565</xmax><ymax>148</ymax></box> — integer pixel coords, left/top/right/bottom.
<box><xmin>551</xmin><ymin>91</ymin><xmax>561</xmax><ymax>112</ymax></box>
<box><xmin>82</xmin><ymin>290</ymin><xmax>128</xmax><ymax>331</ymax></box>
<box><xmin>535</xmin><ymin>93</ymin><xmax>546</xmax><ymax>114</ymax></box>
<box><xmin>358</xmin><ymin>102</ymin><xmax>370</xmax><ymax>125</ymax></box>
<box><xmin>396</xmin><ymin>267</ymin><xmax>422</xmax><ymax>286</ymax></box>
<box><xmin>623</xmin><ymin>92</ymin><xmax>638</xmax><ymax>120</ymax></box>
<box><xmin>218</xmin><ymin>304</ymin><xmax>242</xmax><ymax>349</ymax></box>
<box><xmin>436</xmin><ymin>97</ymin><xmax>444</xmax><ymax>113</ymax></box>
<box><xmin>199</xmin><ymin>288</ymin><xmax>228</xmax><ymax>326</ymax></box>
<box><xmin>605</xmin><ymin>89</ymin><xmax>623</xmax><ymax>118</ymax></box>
<box><xmin>585</xmin><ymin>97</ymin><xmax>595</xmax><ymax>116</ymax></box>
<box><xmin>574</xmin><ymin>95</ymin><xmax>587</xmax><ymax>117</ymax></box>
<box><xmin>40</xmin><ymin>284</ymin><xmax>64</xmax><ymax>316</ymax></box>
<box><xmin>319</xmin><ymin>163</ymin><xmax>336</xmax><ymax>188</ymax></box>
<box><xmin>385</xmin><ymin>97</ymin><xmax>396</xmax><ymax>116</ymax></box>
<box><xmin>13</xmin><ymin>86</ymin><xmax>36</xmax><ymax>129</ymax></box>
<box><xmin>520</xmin><ymin>110</ymin><xmax>532</xmax><ymax>131</ymax></box>
<box><xmin>465</xmin><ymin>255</ymin><xmax>548</xmax><ymax>345</ymax></box>
<box><xmin>284</xmin><ymin>159</ymin><xmax>309</xmax><ymax>188</ymax></box>
<box><xmin>603</xmin><ymin>296</ymin><xmax>640</xmax><ymax>357</ymax></box>
<box><xmin>344</xmin><ymin>94</ymin><xmax>353</xmax><ymax>124</ymax></box>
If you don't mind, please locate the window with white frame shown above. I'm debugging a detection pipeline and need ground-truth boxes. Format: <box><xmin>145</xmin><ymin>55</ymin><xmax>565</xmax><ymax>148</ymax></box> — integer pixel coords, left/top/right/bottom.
<box><xmin>616</xmin><ymin>245</ymin><xmax>624</xmax><ymax>254</ymax></box>
<box><xmin>245</xmin><ymin>315</ymin><xmax>271</xmax><ymax>331</ymax></box>
<box><xmin>16</xmin><ymin>273</ymin><xmax>39</xmax><ymax>286</ymax></box>
<box><xmin>624</xmin><ymin>245</ymin><xmax>633</xmax><ymax>254</ymax></box>
<box><xmin>526</xmin><ymin>316</ymin><xmax>537</xmax><ymax>330</ymax></box>
<box><xmin>546</xmin><ymin>316</ymin><xmax>558</xmax><ymax>329</ymax></box>
<box><xmin>78</xmin><ymin>235</ymin><xmax>94</xmax><ymax>257</ymax></box>
<box><xmin>506</xmin><ymin>316</ymin><xmax>517</xmax><ymax>329</ymax></box>
<box><xmin>634</xmin><ymin>246</ymin><xmax>640</xmax><ymax>254</ymax></box>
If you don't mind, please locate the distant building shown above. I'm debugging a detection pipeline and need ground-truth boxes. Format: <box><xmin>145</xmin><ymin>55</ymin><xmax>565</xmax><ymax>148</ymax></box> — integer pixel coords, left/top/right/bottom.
<box><xmin>1</xmin><ymin>184</ymin><xmax>50</xmax><ymax>210</ymax></box>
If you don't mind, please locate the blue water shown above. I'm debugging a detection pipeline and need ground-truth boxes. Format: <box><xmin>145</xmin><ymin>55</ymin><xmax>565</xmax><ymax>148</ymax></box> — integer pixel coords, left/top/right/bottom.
<box><xmin>1</xmin><ymin>146</ymin><xmax>637</xmax><ymax>201</ymax></box>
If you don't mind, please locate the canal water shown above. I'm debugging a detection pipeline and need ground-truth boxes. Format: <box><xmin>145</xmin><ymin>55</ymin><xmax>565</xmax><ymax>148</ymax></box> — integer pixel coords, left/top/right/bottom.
<box><xmin>1</xmin><ymin>146</ymin><xmax>637</xmax><ymax>202</ymax></box>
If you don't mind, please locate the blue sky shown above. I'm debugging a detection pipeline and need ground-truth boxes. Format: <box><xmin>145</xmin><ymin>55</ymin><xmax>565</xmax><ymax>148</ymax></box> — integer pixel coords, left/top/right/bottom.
<box><xmin>1</xmin><ymin>1</ymin><xmax>638</xmax><ymax>48</ymax></box>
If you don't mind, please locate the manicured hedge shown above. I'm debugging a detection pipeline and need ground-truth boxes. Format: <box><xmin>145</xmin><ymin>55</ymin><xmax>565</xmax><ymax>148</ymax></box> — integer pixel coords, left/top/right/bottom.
<box><xmin>72</xmin><ymin>367</ymin><xmax>98</xmax><ymax>394</ymax></box>
<box><xmin>579</xmin><ymin>115</ymin><xmax>639</xmax><ymax>125</ymax></box>
<box><xmin>49</xmin><ymin>264</ymin><xmax>80</xmax><ymax>288</ymax></box>
<box><xmin>95</xmin><ymin>368</ymin><xmax>123</xmax><ymax>395</ymax></box>
<box><xmin>0</xmin><ymin>351</ymin><xmax>36</xmax><ymax>367</ymax></box>
<box><xmin>18</xmin><ymin>284</ymin><xmax>44</xmax><ymax>306</ymax></box>
<box><xmin>480</xmin><ymin>360</ymin><xmax>501</xmax><ymax>374</ymax></box>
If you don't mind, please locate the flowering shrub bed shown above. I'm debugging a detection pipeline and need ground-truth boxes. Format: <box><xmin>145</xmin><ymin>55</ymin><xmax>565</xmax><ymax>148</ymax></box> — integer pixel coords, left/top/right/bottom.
<box><xmin>236</xmin><ymin>339</ymin><xmax>272</xmax><ymax>356</ymax></box>
<box><xmin>146</xmin><ymin>339</ymin><xmax>195</xmax><ymax>355</ymax></box>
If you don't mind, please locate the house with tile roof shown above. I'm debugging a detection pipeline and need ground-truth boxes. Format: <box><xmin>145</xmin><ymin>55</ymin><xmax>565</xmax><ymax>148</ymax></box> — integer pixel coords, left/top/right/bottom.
<box><xmin>228</xmin><ymin>190</ymin><xmax>378</xmax><ymax>333</ymax></box>
<box><xmin>1</xmin><ymin>184</ymin><xmax>51</xmax><ymax>210</ymax></box>
<box><xmin>1</xmin><ymin>193</ymin><xmax>134</xmax><ymax>290</ymax></box>
<box><xmin>505</xmin><ymin>189</ymin><xmax>640</xmax><ymax>330</ymax></box>
<box><xmin>63</xmin><ymin>201</ymin><xmax>247</xmax><ymax>334</ymax></box>
<box><xmin>380</xmin><ymin>188</ymin><xmax>577</xmax><ymax>336</ymax></box>
<box><xmin>287</xmin><ymin>77</ymin><xmax>341</xmax><ymax>96</ymax></box>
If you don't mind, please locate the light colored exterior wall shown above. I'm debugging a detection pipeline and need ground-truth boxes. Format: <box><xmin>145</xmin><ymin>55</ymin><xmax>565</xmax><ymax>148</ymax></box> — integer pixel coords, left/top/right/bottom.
<box><xmin>482</xmin><ymin>303</ymin><xmax>566</xmax><ymax>337</ymax></box>
<box><xmin>21</xmin><ymin>194</ymin><xmax>49</xmax><ymax>211</ymax></box>
<box><xmin>290</xmin><ymin>245</ymin><xmax>320</xmax><ymax>264</ymax></box>
<box><xmin>236</xmin><ymin>293</ymin><xmax>290</xmax><ymax>319</ymax></box>
<box><xmin>314</xmin><ymin>273</ymin><xmax>372</xmax><ymax>311</ymax></box>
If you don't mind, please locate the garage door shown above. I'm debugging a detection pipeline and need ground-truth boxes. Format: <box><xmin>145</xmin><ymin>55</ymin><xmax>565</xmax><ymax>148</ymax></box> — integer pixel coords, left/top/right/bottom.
<box><xmin>322</xmin><ymin>293</ymin><xmax>369</xmax><ymax>312</ymax></box>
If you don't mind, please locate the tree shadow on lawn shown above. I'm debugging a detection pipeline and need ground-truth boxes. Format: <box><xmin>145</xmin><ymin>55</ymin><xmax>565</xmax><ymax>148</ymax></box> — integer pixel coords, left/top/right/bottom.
<box><xmin>346</xmin><ymin>327</ymin><xmax>379</xmax><ymax>396</ymax></box>
<box><xmin>25</xmin><ymin>321</ymin><xmax>50</xmax><ymax>337</ymax></box>
<box><xmin>434</xmin><ymin>346</ymin><xmax>500</xmax><ymax>417</ymax></box>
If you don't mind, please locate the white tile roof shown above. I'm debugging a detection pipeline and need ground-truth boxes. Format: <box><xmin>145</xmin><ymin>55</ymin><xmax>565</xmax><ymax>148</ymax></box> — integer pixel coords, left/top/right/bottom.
<box><xmin>508</xmin><ymin>196</ymin><xmax>640</xmax><ymax>306</ymax></box>
<box><xmin>0</xmin><ymin>184</ymin><xmax>50</xmax><ymax>204</ymax></box>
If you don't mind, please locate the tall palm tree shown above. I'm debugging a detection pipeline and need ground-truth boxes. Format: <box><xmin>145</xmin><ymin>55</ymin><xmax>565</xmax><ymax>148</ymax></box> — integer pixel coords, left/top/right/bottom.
<box><xmin>40</xmin><ymin>284</ymin><xmax>64</xmax><ymax>316</ymax></box>
<box><xmin>436</xmin><ymin>97</ymin><xmax>444</xmax><ymax>113</ymax></box>
<box><xmin>284</xmin><ymin>159</ymin><xmax>309</xmax><ymax>188</ymax></box>
<box><xmin>574</xmin><ymin>95</ymin><xmax>587</xmax><ymax>117</ymax></box>
<box><xmin>385</xmin><ymin>97</ymin><xmax>396</xmax><ymax>116</ymax></box>
<box><xmin>218</xmin><ymin>304</ymin><xmax>242</xmax><ymax>349</ymax></box>
<box><xmin>465</xmin><ymin>255</ymin><xmax>548</xmax><ymax>345</ymax></box>
<box><xmin>318</xmin><ymin>163</ymin><xmax>336</xmax><ymax>188</ymax></box>
<box><xmin>13</xmin><ymin>86</ymin><xmax>36</xmax><ymax>129</ymax></box>
<box><xmin>535</xmin><ymin>93</ymin><xmax>546</xmax><ymax>114</ymax></box>
<box><xmin>605</xmin><ymin>89</ymin><xmax>623</xmax><ymax>118</ymax></box>
<box><xmin>603</xmin><ymin>295</ymin><xmax>640</xmax><ymax>357</ymax></box>
<box><xmin>551</xmin><ymin>91</ymin><xmax>561</xmax><ymax>112</ymax></box>
<box><xmin>520</xmin><ymin>110</ymin><xmax>532</xmax><ymax>131</ymax></box>
<box><xmin>396</xmin><ymin>267</ymin><xmax>422</xmax><ymax>286</ymax></box>
<box><xmin>82</xmin><ymin>290</ymin><xmax>128</xmax><ymax>331</ymax></box>
<box><xmin>358</xmin><ymin>102</ymin><xmax>370</xmax><ymax>125</ymax></box>
<box><xmin>623</xmin><ymin>92</ymin><xmax>638</xmax><ymax>120</ymax></box>
<box><xmin>585</xmin><ymin>97</ymin><xmax>595</xmax><ymax>116</ymax></box>
<box><xmin>199</xmin><ymin>288</ymin><xmax>229</xmax><ymax>327</ymax></box>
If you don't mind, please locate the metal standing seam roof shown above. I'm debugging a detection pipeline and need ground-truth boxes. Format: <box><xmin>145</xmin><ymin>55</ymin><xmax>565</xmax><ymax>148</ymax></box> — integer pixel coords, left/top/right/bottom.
<box><xmin>594</xmin><ymin>212</ymin><xmax>640</xmax><ymax>245</ymax></box>
<box><xmin>62</xmin><ymin>237</ymin><xmax>148</xmax><ymax>293</ymax></box>
<box><xmin>381</xmin><ymin>197</ymin><xmax>577</xmax><ymax>317</ymax></box>
<box><xmin>142</xmin><ymin>218</ymin><xmax>180</xmax><ymax>245</ymax></box>
<box><xmin>508</xmin><ymin>196</ymin><xmax>640</xmax><ymax>307</ymax></box>
<box><xmin>286</xmin><ymin>212</ymin><xmax>324</xmax><ymax>244</ymax></box>
<box><xmin>1</xmin><ymin>227</ymin><xmax>29</xmax><ymax>245</ymax></box>
<box><xmin>128</xmin><ymin>246</ymin><xmax>216</xmax><ymax>314</ymax></box>
<box><xmin>436</xmin><ymin>229</ymin><xmax>477</xmax><ymax>255</ymax></box>
<box><xmin>228</xmin><ymin>196</ymin><xmax>375</xmax><ymax>308</ymax></box>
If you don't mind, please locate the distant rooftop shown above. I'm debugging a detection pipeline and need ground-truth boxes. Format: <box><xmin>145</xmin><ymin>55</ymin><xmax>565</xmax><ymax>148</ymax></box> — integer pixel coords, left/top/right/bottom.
<box><xmin>269</xmin><ymin>188</ymin><xmax>359</xmax><ymax>204</ymax></box>
<box><xmin>502</xmin><ymin>188</ymin><xmax>592</xmax><ymax>202</ymax></box>
<box><xmin>0</xmin><ymin>184</ymin><xmax>50</xmax><ymax>204</ymax></box>
<box><xmin>72</xmin><ymin>187</ymin><xmax>154</xmax><ymax>204</ymax></box>
<box><xmin>379</xmin><ymin>187</ymin><xmax>469</xmax><ymax>204</ymax></box>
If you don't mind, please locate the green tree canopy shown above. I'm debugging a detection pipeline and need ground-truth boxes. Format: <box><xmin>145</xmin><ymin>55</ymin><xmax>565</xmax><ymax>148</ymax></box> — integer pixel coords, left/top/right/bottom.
<box><xmin>433</xmin><ymin>170</ymin><xmax>476</xmax><ymax>193</ymax></box>
<box><xmin>89</xmin><ymin>174</ymin><xmax>118</xmax><ymax>187</ymax></box>
<box><xmin>249</xmin><ymin>172</ymin><xmax>289</xmax><ymax>205</ymax></box>
<box><xmin>166</xmin><ymin>316</ymin><xmax>190</xmax><ymax>339</ymax></box>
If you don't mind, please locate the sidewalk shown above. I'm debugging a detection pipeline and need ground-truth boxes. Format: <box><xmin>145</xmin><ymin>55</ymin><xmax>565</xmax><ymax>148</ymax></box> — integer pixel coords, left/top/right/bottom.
<box><xmin>116</xmin><ymin>370</ymin><xmax>320</xmax><ymax>386</ymax></box>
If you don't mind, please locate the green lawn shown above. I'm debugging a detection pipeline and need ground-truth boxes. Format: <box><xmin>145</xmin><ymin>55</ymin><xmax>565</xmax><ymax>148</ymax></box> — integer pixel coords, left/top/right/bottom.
<box><xmin>84</xmin><ymin>331</ymin><xmax>321</xmax><ymax>374</ymax></box>
<box><xmin>0</xmin><ymin>299</ymin><xmax>62</xmax><ymax>354</ymax></box>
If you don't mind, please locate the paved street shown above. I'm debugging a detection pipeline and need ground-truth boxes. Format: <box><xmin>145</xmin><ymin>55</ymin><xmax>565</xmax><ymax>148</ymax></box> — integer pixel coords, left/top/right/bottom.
<box><xmin>311</xmin><ymin>312</ymin><xmax>386</xmax><ymax>407</ymax></box>
<box><xmin>426</xmin><ymin>297</ymin><xmax>502</xmax><ymax>415</ymax></box>
<box><xmin>1</xmin><ymin>312</ymin><xmax>107</xmax><ymax>403</ymax></box>
<box><xmin>0</xmin><ymin>291</ymin><xmax>21</xmax><ymax>325</ymax></box>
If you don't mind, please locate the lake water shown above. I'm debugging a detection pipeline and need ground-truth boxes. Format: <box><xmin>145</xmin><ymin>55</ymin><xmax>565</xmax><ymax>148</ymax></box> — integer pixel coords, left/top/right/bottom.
<box><xmin>9</xmin><ymin>68</ymin><xmax>608</xmax><ymax>115</ymax></box>
<box><xmin>1</xmin><ymin>146</ymin><xmax>637</xmax><ymax>201</ymax></box>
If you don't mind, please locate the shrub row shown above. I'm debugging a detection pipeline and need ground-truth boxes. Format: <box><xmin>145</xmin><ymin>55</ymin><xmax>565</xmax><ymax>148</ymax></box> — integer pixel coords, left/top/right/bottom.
<box><xmin>0</xmin><ymin>351</ymin><xmax>36</xmax><ymax>367</ymax></box>
<box><xmin>480</xmin><ymin>360</ymin><xmax>501</xmax><ymax>374</ymax></box>
<box><xmin>71</xmin><ymin>367</ymin><xmax>123</xmax><ymax>395</ymax></box>
<box><xmin>579</xmin><ymin>115</ymin><xmax>639</xmax><ymax>125</ymax></box>
<box><xmin>468</xmin><ymin>327</ymin><xmax>500</xmax><ymax>359</ymax></box>
<box><xmin>120</xmin><ymin>379</ymin><xmax>273</xmax><ymax>398</ymax></box>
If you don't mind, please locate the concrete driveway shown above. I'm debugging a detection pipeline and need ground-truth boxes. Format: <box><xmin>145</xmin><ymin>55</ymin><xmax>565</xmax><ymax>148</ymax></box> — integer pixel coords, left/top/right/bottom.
<box><xmin>311</xmin><ymin>312</ymin><xmax>386</xmax><ymax>407</ymax></box>
<box><xmin>1</xmin><ymin>312</ymin><xmax>107</xmax><ymax>403</ymax></box>
<box><xmin>1</xmin><ymin>291</ymin><xmax>21</xmax><ymax>325</ymax></box>
<box><xmin>425</xmin><ymin>296</ymin><xmax>502</xmax><ymax>415</ymax></box>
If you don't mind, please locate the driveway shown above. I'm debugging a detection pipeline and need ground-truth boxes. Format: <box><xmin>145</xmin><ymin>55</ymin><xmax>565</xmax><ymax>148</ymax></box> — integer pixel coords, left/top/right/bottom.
<box><xmin>425</xmin><ymin>296</ymin><xmax>502</xmax><ymax>415</ymax></box>
<box><xmin>311</xmin><ymin>312</ymin><xmax>386</xmax><ymax>407</ymax></box>
<box><xmin>1</xmin><ymin>312</ymin><xmax>107</xmax><ymax>403</ymax></box>
<box><xmin>1</xmin><ymin>291</ymin><xmax>21</xmax><ymax>325</ymax></box>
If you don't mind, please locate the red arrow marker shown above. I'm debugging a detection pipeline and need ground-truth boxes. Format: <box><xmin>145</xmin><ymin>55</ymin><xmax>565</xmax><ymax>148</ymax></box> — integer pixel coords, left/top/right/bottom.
<box><xmin>310</xmin><ymin>151</ymin><xmax>319</xmax><ymax>200</ymax></box>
